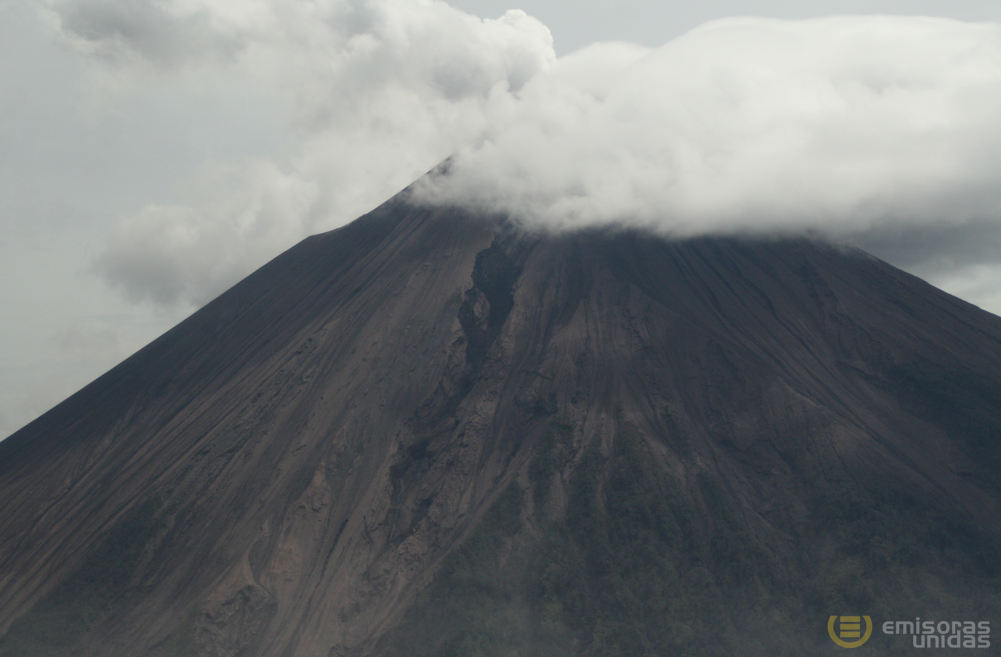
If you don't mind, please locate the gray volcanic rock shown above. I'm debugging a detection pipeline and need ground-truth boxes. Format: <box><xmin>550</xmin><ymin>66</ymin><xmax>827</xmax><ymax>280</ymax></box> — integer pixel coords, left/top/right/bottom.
<box><xmin>1</xmin><ymin>185</ymin><xmax>1000</xmax><ymax>656</ymax></box>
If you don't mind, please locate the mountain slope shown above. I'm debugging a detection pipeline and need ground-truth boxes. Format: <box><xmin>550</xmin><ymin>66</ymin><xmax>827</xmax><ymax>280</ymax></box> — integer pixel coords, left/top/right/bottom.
<box><xmin>1</xmin><ymin>188</ymin><xmax>1000</xmax><ymax>656</ymax></box>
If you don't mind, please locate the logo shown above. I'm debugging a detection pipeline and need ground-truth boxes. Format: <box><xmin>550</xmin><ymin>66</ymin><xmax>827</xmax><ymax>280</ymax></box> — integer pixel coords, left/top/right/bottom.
<box><xmin>882</xmin><ymin>618</ymin><xmax>990</xmax><ymax>649</ymax></box>
<box><xmin>829</xmin><ymin>615</ymin><xmax>873</xmax><ymax>648</ymax></box>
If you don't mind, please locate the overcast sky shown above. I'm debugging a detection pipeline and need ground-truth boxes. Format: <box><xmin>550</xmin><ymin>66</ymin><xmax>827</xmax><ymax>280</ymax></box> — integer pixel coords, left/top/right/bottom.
<box><xmin>2</xmin><ymin>0</ymin><xmax>1001</xmax><ymax>440</ymax></box>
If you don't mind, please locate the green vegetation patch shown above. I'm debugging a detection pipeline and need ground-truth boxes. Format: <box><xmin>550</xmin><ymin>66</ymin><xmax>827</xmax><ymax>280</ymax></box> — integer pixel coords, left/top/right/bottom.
<box><xmin>379</xmin><ymin>426</ymin><xmax>745</xmax><ymax>657</ymax></box>
<box><xmin>378</xmin><ymin>483</ymin><xmax>526</xmax><ymax>657</ymax></box>
<box><xmin>799</xmin><ymin>459</ymin><xmax>1001</xmax><ymax>645</ymax></box>
<box><xmin>367</xmin><ymin>416</ymin><xmax>1001</xmax><ymax>656</ymax></box>
<box><xmin>529</xmin><ymin>426</ymin><xmax>736</xmax><ymax>657</ymax></box>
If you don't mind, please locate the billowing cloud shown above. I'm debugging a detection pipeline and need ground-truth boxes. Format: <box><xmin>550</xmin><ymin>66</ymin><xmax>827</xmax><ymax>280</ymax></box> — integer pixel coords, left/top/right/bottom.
<box><xmin>42</xmin><ymin>2</ymin><xmax>1001</xmax><ymax>308</ymax></box>
<box><xmin>45</xmin><ymin>0</ymin><xmax>555</xmax><ymax>305</ymax></box>
<box><xmin>419</xmin><ymin>16</ymin><xmax>1001</xmax><ymax>239</ymax></box>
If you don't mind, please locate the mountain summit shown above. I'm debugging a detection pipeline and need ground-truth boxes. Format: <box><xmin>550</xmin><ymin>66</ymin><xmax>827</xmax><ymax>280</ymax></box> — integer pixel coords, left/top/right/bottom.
<box><xmin>2</xmin><ymin>187</ymin><xmax>1000</xmax><ymax>656</ymax></box>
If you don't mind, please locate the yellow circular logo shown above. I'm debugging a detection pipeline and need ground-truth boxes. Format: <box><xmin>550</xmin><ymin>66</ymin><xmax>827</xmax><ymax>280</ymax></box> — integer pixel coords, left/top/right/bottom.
<box><xmin>828</xmin><ymin>615</ymin><xmax>873</xmax><ymax>648</ymax></box>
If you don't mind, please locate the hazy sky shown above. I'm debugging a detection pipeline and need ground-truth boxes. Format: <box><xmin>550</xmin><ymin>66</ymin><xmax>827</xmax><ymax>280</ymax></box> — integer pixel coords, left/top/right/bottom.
<box><xmin>2</xmin><ymin>0</ymin><xmax>1001</xmax><ymax>439</ymax></box>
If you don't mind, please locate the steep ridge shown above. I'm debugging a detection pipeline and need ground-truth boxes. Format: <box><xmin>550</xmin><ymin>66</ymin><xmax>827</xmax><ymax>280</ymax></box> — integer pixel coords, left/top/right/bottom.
<box><xmin>1</xmin><ymin>187</ymin><xmax>1000</xmax><ymax>656</ymax></box>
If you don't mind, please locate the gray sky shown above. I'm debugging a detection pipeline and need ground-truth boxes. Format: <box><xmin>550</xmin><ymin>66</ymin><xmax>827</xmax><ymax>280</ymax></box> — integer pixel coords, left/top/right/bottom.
<box><xmin>2</xmin><ymin>0</ymin><xmax>1001</xmax><ymax>439</ymax></box>
<box><xmin>447</xmin><ymin>0</ymin><xmax>1001</xmax><ymax>52</ymax></box>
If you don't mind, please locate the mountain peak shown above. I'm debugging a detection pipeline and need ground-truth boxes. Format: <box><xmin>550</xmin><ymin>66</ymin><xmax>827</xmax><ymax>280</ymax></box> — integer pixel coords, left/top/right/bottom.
<box><xmin>2</xmin><ymin>195</ymin><xmax>1000</xmax><ymax>656</ymax></box>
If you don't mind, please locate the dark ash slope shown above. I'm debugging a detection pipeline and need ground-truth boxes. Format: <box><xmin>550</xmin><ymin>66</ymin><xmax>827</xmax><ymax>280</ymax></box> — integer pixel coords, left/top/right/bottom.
<box><xmin>1</xmin><ymin>189</ymin><xmax>1000</xmax><ymax>656</ymax></box>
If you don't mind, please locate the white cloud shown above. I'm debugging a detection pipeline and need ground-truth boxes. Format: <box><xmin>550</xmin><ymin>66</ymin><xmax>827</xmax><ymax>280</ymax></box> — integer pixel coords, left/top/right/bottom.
<box><xmin>45</xmin><ymin>0</ymin><xmax>555</xmax><ymax>305</ymax></box>
<box><xmin>40</xmin><ymin>3</ymin><xmax>1001</xmax><ymax>308</ymax></box>
<box><xmin>419</xmin><ymin>16</ymin><xmax>1001</xmax><ymax>239</ymax></box>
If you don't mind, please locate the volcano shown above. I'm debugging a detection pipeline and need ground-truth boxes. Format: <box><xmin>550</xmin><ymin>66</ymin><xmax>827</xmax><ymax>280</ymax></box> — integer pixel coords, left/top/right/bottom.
<box><xmin>1</xmin><ymin>184</ymin><xmax>1000</xmax><ymax>656</ymax></box>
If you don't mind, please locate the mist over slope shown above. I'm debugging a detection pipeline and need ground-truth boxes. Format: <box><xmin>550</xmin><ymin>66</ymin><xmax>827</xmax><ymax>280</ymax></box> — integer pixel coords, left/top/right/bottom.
<box><xmin>1</xmin><ymin>184</ymin><xmax>1000</xmax><ymax>655</ymax></box>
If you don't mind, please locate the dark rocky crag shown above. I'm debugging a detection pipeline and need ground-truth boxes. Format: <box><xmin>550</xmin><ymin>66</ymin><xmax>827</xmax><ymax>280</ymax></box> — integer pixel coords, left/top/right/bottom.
<box><xmin>1</xmin><ymin>185</ymin><xmax>1000</xmax><ymax>656</ymax></box>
